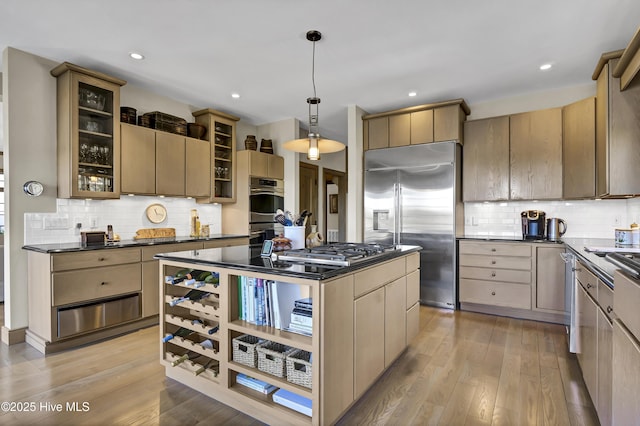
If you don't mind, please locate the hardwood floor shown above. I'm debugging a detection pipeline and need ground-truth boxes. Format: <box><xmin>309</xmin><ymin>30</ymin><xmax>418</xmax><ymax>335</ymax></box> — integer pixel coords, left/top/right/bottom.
<box><xmin>0</xmin><ymin>305</ymin><xmax>598</xmax><ymax>425</ymax></box>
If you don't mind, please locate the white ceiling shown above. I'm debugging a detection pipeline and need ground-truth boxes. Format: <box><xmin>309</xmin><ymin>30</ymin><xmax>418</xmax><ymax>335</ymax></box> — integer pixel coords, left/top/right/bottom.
<box><xmin>2</xmin><ymin>0</ymin><xmax>640</xmax><ymax>144</ymax></box>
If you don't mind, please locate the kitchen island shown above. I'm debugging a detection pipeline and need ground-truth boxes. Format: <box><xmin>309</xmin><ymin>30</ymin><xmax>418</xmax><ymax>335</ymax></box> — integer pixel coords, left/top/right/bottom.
<box><xmin>23</xmin><ymin>234</ymin><xmax>247</xmax><ymax>354</ymax></box>
<box><xmin>154</xmin><ymin>244</ymin><xmax>420</xmax><ymax>426</ymax></box>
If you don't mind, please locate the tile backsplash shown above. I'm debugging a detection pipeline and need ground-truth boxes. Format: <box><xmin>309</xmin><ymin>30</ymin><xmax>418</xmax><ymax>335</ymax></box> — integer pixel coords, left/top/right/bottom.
<box><xmin>464</xmin><ymin>198</ymin><xmax>640</xmax><ymax>239</ymax></box>
<box><xmin>24</xmin><ymin>196</ymin><xmax>222</xmax><ymax>244</ymax></box>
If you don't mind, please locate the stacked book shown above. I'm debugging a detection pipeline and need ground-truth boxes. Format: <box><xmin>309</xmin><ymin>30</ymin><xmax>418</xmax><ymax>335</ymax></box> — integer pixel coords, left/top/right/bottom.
<box><xmin>273</xmin><ymin>388</ymin><xmax>312</xmax><ymax>417</ymax></box>
<box><xmin>287</xmin><ymin>298</ymin><xmax>312</xmax><ymax>336</ymax></box>
<box><xmin>235</xmin><ymin>373</ymin><xmax>277</xmax><ymax>394</ymax></box>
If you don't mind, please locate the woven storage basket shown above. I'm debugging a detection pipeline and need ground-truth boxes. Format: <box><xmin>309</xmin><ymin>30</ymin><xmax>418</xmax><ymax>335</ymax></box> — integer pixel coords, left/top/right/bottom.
<box><xmin>286</xmin><ymin>349</ymin><xmax>312</xmax><ymax>388</ymax></box>
<box><xmin>257</xmin><ymin>341</ymin><xmax>295</xmax><ymax>378</ymax></box>
<box><xmin>232</xmin><ymin>334</ymin><xmax>261</xmax><ymax>368</ymax></box>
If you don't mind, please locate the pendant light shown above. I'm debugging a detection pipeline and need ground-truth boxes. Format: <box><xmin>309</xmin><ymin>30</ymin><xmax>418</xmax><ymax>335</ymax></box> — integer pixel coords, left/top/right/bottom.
<box><xmin>283</xmin><ymin>30</ymin><xmax>345</xmax><ymax>160</ymax></box>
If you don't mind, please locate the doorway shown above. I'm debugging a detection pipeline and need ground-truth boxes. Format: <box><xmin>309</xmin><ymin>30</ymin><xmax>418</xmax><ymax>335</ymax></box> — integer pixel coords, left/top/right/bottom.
<box><xmin>299</xmin><ymin>162</ymin><xmax>319</xmax><ymax>239</ymax></box>
<box><xmin>323</xmin><ymin>168</ymin><xmax>346</xmax><ymax>243</ymax></box>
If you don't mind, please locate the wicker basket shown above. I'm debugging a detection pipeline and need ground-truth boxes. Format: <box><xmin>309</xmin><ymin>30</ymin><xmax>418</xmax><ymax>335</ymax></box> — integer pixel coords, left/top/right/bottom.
<box><xmin>232</xmin><ymin>334</ymin><xmax>261</xmax><ymax>368</ymax></box>
<box><xmin>286</xmin><ymin>349</ymin><xmax>312</xmax><ymax>388</ymax></box>
<box><xmin>257</xmin><ymin>341</ymin><xmax>295</xmax><ymax>378</ymax></box>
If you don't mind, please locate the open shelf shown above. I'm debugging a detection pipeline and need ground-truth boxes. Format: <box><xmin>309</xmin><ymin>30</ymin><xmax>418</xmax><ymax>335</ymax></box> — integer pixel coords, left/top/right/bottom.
<box><xmin>228</xmin><ymin>320</ymin><xmax>313</xmax><ymax>352</ymax></box>
<box><xmin>228</xmin><ymin>361</ymin><xmax>312</xmax><ymax>398</ymax></box>
<box><xmin>229</xmin><ymin>381</ymin><xmax>312</xmax><ymax>422</ymax></box>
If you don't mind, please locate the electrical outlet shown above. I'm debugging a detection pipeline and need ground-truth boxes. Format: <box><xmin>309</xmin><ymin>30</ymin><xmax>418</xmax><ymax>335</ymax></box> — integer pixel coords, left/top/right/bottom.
<box><xmin>90</xmin><ymin>217</ymin><xmax>98</xmax><ymax>228</ymax></box>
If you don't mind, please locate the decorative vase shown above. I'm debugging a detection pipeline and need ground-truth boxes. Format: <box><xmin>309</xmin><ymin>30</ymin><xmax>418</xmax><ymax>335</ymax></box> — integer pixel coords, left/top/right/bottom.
<box><xmin>244</xmin><ymin>135</ymin><xmax>258</xmax><ymax>150</ymax></box>
<box><xmin>260</xmin><ymin>138</ymin><xmax>274</xmax><ymax>154</ymax></box>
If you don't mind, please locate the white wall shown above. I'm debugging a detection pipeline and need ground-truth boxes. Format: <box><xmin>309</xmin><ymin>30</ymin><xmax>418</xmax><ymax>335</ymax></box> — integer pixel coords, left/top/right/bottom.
<box><xmin>464</xmin><ymin>199</ymin><xmax>635</xmax><ymax>240</ymax></box>
<box><xmin>467</xmin><ymin>83</ymin><xmax>596</xmax><ymax>120</ymax></box>
<box><xmin>3</xmin><ymin>47</ymin><xmax>58</xmax><ymax>334</ymax></box>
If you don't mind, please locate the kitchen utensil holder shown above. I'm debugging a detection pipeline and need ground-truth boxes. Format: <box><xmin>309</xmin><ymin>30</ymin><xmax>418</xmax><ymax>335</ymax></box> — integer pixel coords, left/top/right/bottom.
<box><xmin>285</xmin><ymin>349</ymin><xmax>312</xmax><ymax>388</ymax></box>
<box><xmin>284</xmin><ymin>226</ymin><xmax>305</xmax><ymax>249</ymax></box>
<box><xmin>232</xmin><ymin>334</ymin><xmax>261</xmax><ymax>368</ymax></box>
<box><xmin>256</xmin><ymin>341</ymin><xmax>295</xmax><ymax>378</ymax></box>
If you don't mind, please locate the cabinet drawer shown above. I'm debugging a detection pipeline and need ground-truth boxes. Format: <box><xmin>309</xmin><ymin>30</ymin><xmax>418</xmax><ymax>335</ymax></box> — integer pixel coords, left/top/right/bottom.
<box><xmin>52</xmin><ymin>263</ymin><xmax>142</xmax><ymax>306</ymax></box>
<box><xmin>459</xmin><ymin>266</ymin><xmax>531</xmax><ymax>284</ymax></box>
<box><xmin>576</xmin><ymin>260</ymin><xmax>598</xmax><ymax>298</ymax></box>
<box><xmin>614</xmin><ymin>270</ymin><xmax>640</xmax><ymax>339</ymax></box>
<box><xmin>354</xmin><ymin>257</ymin><xmax>405</xmax><ymax>298</ymax></box>
<box><xmin>459</xmin><ymin>254</ymin><xmax>531</xmax><ymax>270</ymax></box>
<box><xmin>141</xmin><ymin>242</ymin><xmax>203</xmax><ymax>261</ymax></box>
<box><xmin>459</xmin><ymin>241</ymin><xmax>531</xmax><ymax>257</ymax></box>
<box><xmin>599</xmin><ymin>280</ymin><xmax>614</xmax><ymax>319</ymax></box>
<box><xmin>406</xmin><ymin>269</ymin><xmax>420</xmax><ymax>306</ymax></box>
<box><xmin>52</xmin><ymin>248</ymin><xmax>141</xmax><ymax>271</ymax></box>
<box><xmin>460</xmin><ymin>278</ymin><xmax>531</xmax><ymax>309</ymax></box>
<box><xmin>406</xmin><ymin>252</ymin><xmax>420</xmax><ymax>273</ymax></box>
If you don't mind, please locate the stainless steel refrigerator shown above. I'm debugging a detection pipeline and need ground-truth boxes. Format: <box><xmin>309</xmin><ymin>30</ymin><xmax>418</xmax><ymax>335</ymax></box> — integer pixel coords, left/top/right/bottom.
<box><xmin>364</xmin><ymin>142</ymin><xmax>462</xmax><ymax>309</ymax></box>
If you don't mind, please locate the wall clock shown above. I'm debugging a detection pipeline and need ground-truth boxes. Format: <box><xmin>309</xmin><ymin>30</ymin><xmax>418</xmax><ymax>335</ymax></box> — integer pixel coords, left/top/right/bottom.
<box><xmin>146</xmin><ymin>203</ymin><xmax>167</xmax><ymax>224</ymax></box>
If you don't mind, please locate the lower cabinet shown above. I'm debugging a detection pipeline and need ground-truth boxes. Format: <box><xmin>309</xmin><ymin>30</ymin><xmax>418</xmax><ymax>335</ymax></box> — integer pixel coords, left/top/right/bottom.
<box><xmin>597</xmin><ymin>308</ymin><xmax>612</xmax><ymax>426</ymax></box>
<box><xmin>384</xmin><ymin>277</ymin><xmax>407</xmax><ymax>366</ymax></box>
<box><xmin>354</xmin><ymin>287</ymin><xmax>385</xmax><ymax>397</ymax></box>
<box><xmin>612</xmin><ymin>319</ymin><xmax>640</xmax><ymax>425</ymax></box>
<box><xmin>535</xmin><ymin>246</ymin><xmax>566</xmax><ymax>313</ymax></box>
<box><xmin>576</xmin><ymin>283</ymin><xmax>598</xmax><ymax>401</ymax></box>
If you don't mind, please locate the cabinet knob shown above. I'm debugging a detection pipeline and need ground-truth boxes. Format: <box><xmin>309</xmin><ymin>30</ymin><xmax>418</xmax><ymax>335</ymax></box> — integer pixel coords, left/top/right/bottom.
<box><xmin>607</xmin><ymin>306</ymin><xmax>613</xmax><ymax>313</ymax></box>
<box><xmin>101</xmin><ymin>281</ymin><xmax>107</xmax><ymax>286</ymax></box>
<box><xmin>491</xmin><ymin>272</ymin><xmax>496</xmax><ymax>277</ymax></box>
<box><xmin>491</xmin><ymin>248</ymin><xmax>496</xmax><ymax>252</ymax></box>
<box><xmin>491</xmin><ymin>291</ymin><xmax>496</xmax><ymax>296</ymax></box>
<box><xmin>491</xmin><ymin>260</ymin><xmax>496</xmax><ymax>265</ymax></box>
<box><xmin>587</xmin><ymin>283</ymin><xmax>592</xmax><ymax>289</ymax></box>
<box><xmin>98</xmin><ymin>257</ymin><xmax>105</xmax><ymax>261</ymax></box>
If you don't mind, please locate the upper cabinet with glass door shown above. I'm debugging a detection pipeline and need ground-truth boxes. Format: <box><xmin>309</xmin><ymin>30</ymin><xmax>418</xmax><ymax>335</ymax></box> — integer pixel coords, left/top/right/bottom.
<box><xmin>51</xmin><ymin>62</ymin><xmax>126</xmax><ymax>199</ymax></box>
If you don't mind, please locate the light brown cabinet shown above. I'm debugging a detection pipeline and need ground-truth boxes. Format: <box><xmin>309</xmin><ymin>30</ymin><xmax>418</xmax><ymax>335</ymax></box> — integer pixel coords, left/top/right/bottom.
<box><xmin>121</xmin><ymin>124</ymin><xmax>156</xmax><ymax>194</ymax></box>
<box><xmin>509</xmin><ymin>108</ymin><xmax>563</xmax><ymax>200</ymax></box>
<box><xmin>51</xmin><ymin>62</ymin><xmax>126</xmax><ymax>199</ymax></box>
<box><xmin>120</xmin><ymin>123</ymin><xmax>210</xmax><ymax>197</ymax></box>
<box><xmin>363</xmin><ymin>99</ymin><xmax>469</xmax><ymax>150</ymax></box>
<box><xmin>462</xmin><ymin>116</ymin><xmax>510</xmax><ymax>201</ymax></box>
<box><xmin>384</xmin><ymin>277</ymin><xmax>406</xmax><ymax>366</ymax></box>
<box><xmin>563</xmin><ymin>97</ymin><xmax>596</xmax><ymax>199</ymax></box>
<box><xmin>354</xmin><ymin>286</ymin><xmax>385</xmax><ymax>397</ymax></box>
<box><xmin>577</xmin><ymin>283</ymin><xmax>598</xmax><ymax>402</ymax></box>
<box><xmin>535</xmin><ymin>246</ymin><xmax>566</xmax><ymax>313</ymax></box>
<box><xmin>244</xmin><ymin>150</ymin><xmax>284</xmax><ymax>179</ymax></box>
<box><xmin>597</xmin><ymin>306</ymin><xmax>613</xmax><ymax>426</ymax></box>
<box><xmin>459</xmin><ymin>241</ymin><xmax>532</xmax><ymax>310</ymax></box>
<box><xmin>194</xmin><ymin>108</ymin><xmax>240</xmax><ymax>203</ymax></box>
<box><xmin>594</xmin><ymin>55</ymin><xmax>640</xmax><ymax>197</ymax></box>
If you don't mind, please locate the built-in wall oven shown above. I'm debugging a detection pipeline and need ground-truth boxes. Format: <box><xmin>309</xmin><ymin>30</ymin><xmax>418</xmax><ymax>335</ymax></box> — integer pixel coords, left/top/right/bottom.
<box><xmin>249</xmin><ymin>177</ymin><xmax>284</xmax><ymax>256</ymax></box>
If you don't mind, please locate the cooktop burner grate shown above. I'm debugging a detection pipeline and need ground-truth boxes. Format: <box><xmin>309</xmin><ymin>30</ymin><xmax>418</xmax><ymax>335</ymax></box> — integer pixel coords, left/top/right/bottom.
<box><xmin>278</xmin><ymin>243</ymin><xmax>397</xmax><ymax>266</ymax></box>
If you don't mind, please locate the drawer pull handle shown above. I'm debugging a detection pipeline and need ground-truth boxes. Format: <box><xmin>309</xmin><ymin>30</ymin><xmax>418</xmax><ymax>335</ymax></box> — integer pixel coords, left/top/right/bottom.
<box><xmin>491</xmin><ymin>248</ymin><xmax>496</xmax><ymax>252</ymax></box>
<box><xmin>491</xmin><ymin>260</ymin><xmax>496</xmax><ymax>265</ymax></box>
<box><xmin>491</xmin><ymin>272</ymin><xmax>496</xmax><ymax>277</ymax></box>
<box><xmin>98</xmin><ymin>257</ymin><xmax>106</xmax><ymax>261</ymax></box>
<box><xmin>491</xmin><ymin>291</ymin><xmax>496</xmax><ymax>296</ymax></box>
<box><xmin>607</xmin><ymin>306</ymin><xmax>613</xmax><ymax>313</ymax></box>
<box><xmin>101</xmin><ymin>281</ymin><xmax>108</xmax><ymax>286</ymax></box>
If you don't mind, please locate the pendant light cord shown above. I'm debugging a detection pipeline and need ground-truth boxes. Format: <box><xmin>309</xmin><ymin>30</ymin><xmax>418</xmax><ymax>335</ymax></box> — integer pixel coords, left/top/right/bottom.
<box><xmin>311</xmin><ymin>40</ymin><xmax>317</xmax><ymax>99</ymax></box>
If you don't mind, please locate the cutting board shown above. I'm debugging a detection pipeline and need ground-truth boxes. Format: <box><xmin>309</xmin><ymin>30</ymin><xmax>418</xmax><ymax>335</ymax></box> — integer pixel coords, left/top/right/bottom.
<box><xmin>134</xmin><ymin>228</ymin><xmax>176</xmax><ymax>240</ymax></box>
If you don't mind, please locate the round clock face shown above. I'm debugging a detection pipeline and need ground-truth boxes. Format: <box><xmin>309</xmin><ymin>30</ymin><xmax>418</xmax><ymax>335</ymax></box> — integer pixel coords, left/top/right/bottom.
<box><xmin>23</xmin><ymin>180</ymin><xmax>44</xmax><ymax>197</ymax></box>
<box><xmin>146</xmin><ymin>203</ymin><xmax>167</xmax><ymax>224</ymax></box>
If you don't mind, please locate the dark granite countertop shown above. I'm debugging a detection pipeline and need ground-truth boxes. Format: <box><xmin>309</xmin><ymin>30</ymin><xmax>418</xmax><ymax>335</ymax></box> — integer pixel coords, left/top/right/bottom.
<box><xmin>154</xmin><ymin>244</ymin><xmax>422</xmax><ymax>281</ymax></box>
<box><xmin>22</xmin><ymin>234</ymin><xmax>249</xmax><ymax>254</ymax></box>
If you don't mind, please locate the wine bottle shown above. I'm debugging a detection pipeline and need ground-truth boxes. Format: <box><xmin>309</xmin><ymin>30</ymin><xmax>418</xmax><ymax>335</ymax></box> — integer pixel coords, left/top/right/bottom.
<box><xmin>162</xmin><ymin>327</ymin><xmax>194</xmax><ymax>343</ymax></box>
<box><xmin>194</xmin><ymin>359</ymin><xmax>218</xmax><ymax>377</ymax></box>
<box><xmin>183</xmin><ymin>270</ymin><xmax>209</xmax><ymax>286</ymax></box>
<box><xmin>165</xmin><ymin>268</ymin><xmax>193</xmax><ymax>285</ymax></box>
<box><xmin>169</xmin><ymin>290</ymin><xmax>210</xmax><ymax>307</ymax></box>
<box><xmin>207</xmin><ymin>325</ymin><xmax>219</xmax><ymax>335</ymax></box>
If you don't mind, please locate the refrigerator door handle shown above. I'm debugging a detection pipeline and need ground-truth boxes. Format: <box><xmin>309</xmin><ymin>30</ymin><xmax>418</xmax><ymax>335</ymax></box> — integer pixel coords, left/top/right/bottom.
<box><xmin>397</xmin><ymin>184</ymin><xmax>402</xmax><ymax>245</ymax></box>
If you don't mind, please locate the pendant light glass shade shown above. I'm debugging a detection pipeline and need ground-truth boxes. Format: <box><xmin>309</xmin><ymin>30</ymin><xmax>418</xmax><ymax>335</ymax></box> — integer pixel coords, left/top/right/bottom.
<box><xmin>283</xmin><ymin>30</ymin><xmax>345</xmax><ymax>160</ymax></box>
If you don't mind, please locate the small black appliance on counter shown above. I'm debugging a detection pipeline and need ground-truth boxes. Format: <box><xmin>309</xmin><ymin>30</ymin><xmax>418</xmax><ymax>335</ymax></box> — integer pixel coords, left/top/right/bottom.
<box><xmin>521</xmin><ymin>210</ymin><xmax>546</xmax><ymax>239</ymax></box>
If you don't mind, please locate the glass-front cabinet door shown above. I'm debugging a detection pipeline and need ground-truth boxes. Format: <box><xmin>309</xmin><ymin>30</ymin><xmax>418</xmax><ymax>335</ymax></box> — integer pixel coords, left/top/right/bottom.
<box><xmin>51</xmin><ymin>62</ymin><xmax>126</xmax><ymax>199</ymax></box>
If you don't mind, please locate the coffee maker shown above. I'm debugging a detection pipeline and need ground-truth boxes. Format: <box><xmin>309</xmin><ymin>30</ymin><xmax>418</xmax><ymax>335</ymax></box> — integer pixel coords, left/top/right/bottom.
<box><xmin>521</xmin><ymin>210</ymin><xmax>546</xmax><ymax>239</ymax></box>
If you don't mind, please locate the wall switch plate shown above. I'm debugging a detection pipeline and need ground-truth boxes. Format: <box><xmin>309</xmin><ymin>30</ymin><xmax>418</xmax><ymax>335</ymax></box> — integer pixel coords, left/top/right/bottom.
<box><xmin>43</xmin><ymin>216</ymin><xmax>71</xmax><ymax>230</ymax></box>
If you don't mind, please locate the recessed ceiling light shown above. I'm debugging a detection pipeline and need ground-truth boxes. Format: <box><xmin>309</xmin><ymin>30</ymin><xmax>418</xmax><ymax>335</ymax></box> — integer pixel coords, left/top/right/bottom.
<box><xmin>129</xmin><ymin>52</ymin><xmax>144</xmax><ymax>60</ymax></box>
<box><xmin>408</xmin><ymin>92</ymin><xmax>417</xmax><ymax>97</ymax></box>
<box><xmin>231</xmin><ymin>93</ymin><xmax>240</xmax><ymax>99</ymax></box>
<box><xmin>539</xmin><ymin>63</ymin><xmax>552</xmax><ymax>71</ymax></box>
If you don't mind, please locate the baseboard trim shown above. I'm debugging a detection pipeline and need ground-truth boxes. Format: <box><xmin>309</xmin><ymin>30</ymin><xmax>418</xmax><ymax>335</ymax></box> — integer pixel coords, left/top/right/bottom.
<box><xmin>460</xmin><ymin>303</ymin><xmax>566</xmax><ymax>324</ymax></box>
<box><xmin>1</xmin><ymin>326</ymin><xmax>27</xmax><ymax>345</ymax></box>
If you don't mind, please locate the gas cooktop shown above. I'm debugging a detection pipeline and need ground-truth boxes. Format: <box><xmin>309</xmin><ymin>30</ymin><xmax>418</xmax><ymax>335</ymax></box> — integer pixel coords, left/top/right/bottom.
<box><xmin>277</xmin><ymin>243</ymin><xmax>398</xmax><ymax>266</ymax></box>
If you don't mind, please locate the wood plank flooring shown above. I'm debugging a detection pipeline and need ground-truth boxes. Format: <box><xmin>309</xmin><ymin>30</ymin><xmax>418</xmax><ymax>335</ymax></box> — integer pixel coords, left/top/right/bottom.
<box><xmin>0</xmin><ymin>304</ymin><xmax>598</xmax><ymax>425</ymax></box>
